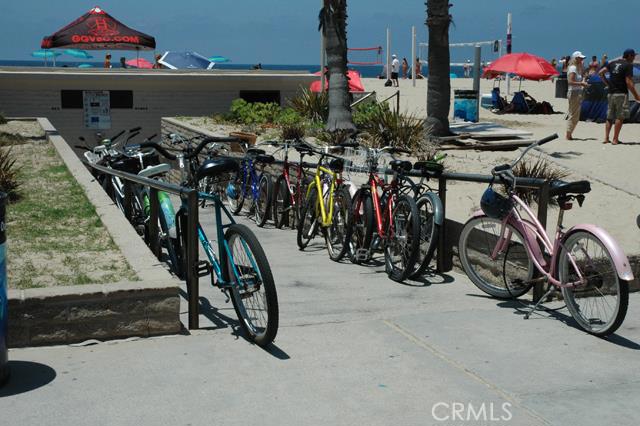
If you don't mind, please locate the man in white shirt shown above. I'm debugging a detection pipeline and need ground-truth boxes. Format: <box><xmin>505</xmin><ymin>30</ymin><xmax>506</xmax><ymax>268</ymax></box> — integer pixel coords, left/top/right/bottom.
<box><xmin>391</xmin><ymin>54</ymin><xmax>400</xmax><ymax>87</ymax></box>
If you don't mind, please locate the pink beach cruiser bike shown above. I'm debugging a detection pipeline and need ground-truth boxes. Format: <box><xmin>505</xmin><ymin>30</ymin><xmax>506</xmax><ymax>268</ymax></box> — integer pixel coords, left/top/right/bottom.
<box><xmin>458</xmin><ymin>134</ymin><xmax>632</xmax><ymax>336</ymax></box>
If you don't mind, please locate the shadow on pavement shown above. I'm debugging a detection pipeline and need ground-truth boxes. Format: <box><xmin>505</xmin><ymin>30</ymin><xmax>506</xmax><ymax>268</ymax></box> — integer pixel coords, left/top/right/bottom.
<box><xmin>0</xmin><ymin>361</ymin><xmax>56</xmax><ymax>397</ymax></box>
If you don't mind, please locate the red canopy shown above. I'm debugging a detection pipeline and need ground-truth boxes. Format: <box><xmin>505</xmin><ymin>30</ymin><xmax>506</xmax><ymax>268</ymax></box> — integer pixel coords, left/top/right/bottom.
<box><xmin>482</xmin><ymin>53</ymin><xmax>558</xmax><ymax>81</ymax></box>
<box><xmin>310</xmin><ymin>69</ymin><xmax>365</xmax><ymax>93</ymax></box>
<box><xmin>41</xmin><ymin>7</ymin><xmax>155</xmax><ymax>51</ymax></box>
<box><xmin>126</xmin><ymin>58</ymin><xmax>153</xmax><ymax>69</ymax></box>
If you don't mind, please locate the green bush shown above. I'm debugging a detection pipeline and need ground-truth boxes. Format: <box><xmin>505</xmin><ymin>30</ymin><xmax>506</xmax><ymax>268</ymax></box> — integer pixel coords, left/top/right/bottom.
<box><xmin>0</xmin><ymin>147</ymin><xmax>21</xmax><ymax>202</ymax></box>
<box><xmin>276</xmin><ymin>108</ymin><xmax>306</xmax><ymax>140</ymax></box>
<box><xmin>358</xmin><ymin>106</ymin><xmax>425</xmax><ymax>151</ymax></box>
<box><xmin>289</xmin><ymin>88</ymin><xmax>328</xmax><ymax>123</ymax></box>
<box><xmin>352</xmin><ymin>101</ymin><xmax>391</xmax><ymax>128</ymax></box>
<box><xmin>228</xmin><ymin>99</ymin><xmax>281</xmax><ymax>125</ymax></box>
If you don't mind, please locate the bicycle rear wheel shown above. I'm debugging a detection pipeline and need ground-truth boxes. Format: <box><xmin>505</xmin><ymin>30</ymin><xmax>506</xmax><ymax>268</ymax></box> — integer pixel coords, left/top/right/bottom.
<box><xmin>297</xmin><ymin>185</ymin><xmax>319</xmax><ymax>250</ymax></box>
<box><xmin>384</xmin><ymin>194</ymin><xmax>420</xmax><ymax>282</ymax></box>
<box><xmin>325</xmin><ymin>186</ymin><xmax>352</xmax><ymax>261</ymax></box>
<box><xmin>273</xmin><ymin>175</ymin><xmax>292</xmax><ymax>229</ymax></box>
<box><xmin>458</xmin><ymin>216</ymin><xmax>533</xmax><ymax>299</ymax></box>
<box><xmin>223</xmin><ymin>224</ymin><xmax>278</xmax><ymax>346</ymax></box>
<box><xmin>559</xmin><ymin>231</ymin><xmax>629</xmax><ymax>336</ymax></box>
<box><xmin>410</xmin><ymin>195</ymin><xmax>440</xmax><ymax>278</ymax></box>
<box><xmin>226</xmin><ymin>172</ymin><xmax>245</xmax><ymax>215</ymax></box>
<box><xmin>254</xmin><ymin>173</ymin><xmax>272</xmax><ymax>227</ymax></box>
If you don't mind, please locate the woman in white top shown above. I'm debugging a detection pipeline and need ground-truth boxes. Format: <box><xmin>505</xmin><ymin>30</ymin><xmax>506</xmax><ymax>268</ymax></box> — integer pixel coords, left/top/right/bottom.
<box><xmin>566</xmin><ymin>51</ymin><xmax>589</xmax><ymax>140</ymax></box>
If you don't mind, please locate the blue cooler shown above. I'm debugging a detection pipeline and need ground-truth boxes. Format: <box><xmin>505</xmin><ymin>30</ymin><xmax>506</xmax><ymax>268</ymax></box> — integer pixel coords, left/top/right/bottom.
<box><xmin>453</xmin><ymin>90</ymin><xmax>479</xmax><ymax>122</ymax></box>
<box><xmin>0</xmin><ymin>192</ymin><xmax>8</xmax><ymax>386</ymax></box>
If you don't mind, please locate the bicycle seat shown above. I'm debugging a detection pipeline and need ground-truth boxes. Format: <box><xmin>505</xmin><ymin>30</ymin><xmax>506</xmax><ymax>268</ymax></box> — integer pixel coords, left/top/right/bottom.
<box><xmin>549</xmin><ymin>179</ymin><xmax>591</xmax><ymax>197</ymax></box>
<box><xmin>295</xmin><ymin>143</ymin><xmax>314</xmax><ymax>155</ymax></box>
<box><xmin>197</xmin><ymin>158</ymin><xmax>239</xmax><ymax>180</ymax></box>
<box><xmin>389</xmin><ymin>160</ymin><xmax>413</xmax><ymax>173</ymax></box>
<box><xmin>254</xmin><ymin>154</ymin><xmax>275</xmax><ymax>164</ymax></box>
<box><xmin>413</xmin><ymin>160</ymin><xmax>444</xmax><ymax>176</ymax></box>
<box><xmin>328</xmin><ymin>158</ymin><xmax>344</xmax><ymax>172</ymax></box>
<box><xmin>247</xmin><ymin>148</ymin><xmax>266</xmax><ymax>156</ymax></box>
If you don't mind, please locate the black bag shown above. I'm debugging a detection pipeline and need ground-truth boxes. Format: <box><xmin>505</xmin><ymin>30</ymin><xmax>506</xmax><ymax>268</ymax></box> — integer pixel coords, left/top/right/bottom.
<box><xmin>384</xmin><ymin>79</ymin><xmax>392</xmax><ymax>87</ymax></box>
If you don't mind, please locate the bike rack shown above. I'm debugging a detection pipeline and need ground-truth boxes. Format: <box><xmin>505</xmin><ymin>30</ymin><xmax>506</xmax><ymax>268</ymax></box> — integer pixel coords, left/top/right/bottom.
<box><xmin>85</xmin><ymin>162</ymin><xmax>202</xmax><ymax>329</ymax></box>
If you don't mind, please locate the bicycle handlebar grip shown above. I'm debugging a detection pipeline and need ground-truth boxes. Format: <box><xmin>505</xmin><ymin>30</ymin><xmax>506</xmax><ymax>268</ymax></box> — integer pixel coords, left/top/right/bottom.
<box><xmin>338</xmin><ymin>141</ymin><xmax>359</xmax><ymax>148</ymax></box>
<box><xmin>126</xmin><ymin>131</ymin><xmax>141</xmax><ymax>141</ymax></box>
<box><xmin>129</xmin><ymin>126</ymin><xmax>142</xmax><ymax>133</ymax></box>
<box><xmin>145</xmin><ymin>133</ymin><xmax>158</xmax><ymax>141</ymax></box>
<box><xmin>128</xmin><ymin>141</ymin><xmax>177</xmax><ymax>161</ymax></box>
<box><xmin>493</xmin><ymin>163</ymin><xmax>512</xmax><ymax>173</ymax></box>
<box><xmin>205</xmin><ymin>136</ymin><xmax>244</xmax><ymax>144</ymax></box>
<box><xmin>392</xmin><ymin>147</ymin><xmax>412</xmax><ymax>155</ymax></box>
<box><xmin>538</xmin><ymin>133</ymin><xmax>558</xmax><ymax>146</ymax></box>
<box><xmin>111</xmin><ymin>130</ymin><xmax>126</xmax><ymax>142</ymax></box>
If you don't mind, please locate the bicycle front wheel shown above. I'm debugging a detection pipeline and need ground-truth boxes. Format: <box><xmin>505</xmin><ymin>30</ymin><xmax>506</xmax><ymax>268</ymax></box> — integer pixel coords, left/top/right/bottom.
<box><xmin>410</xmin><ymin>195</ymin><xmax>441</xmax><ymax>278</ymax></box>
<box><xmin>325</xmin><ymin>186</ymin><xmax>352</xmax><ymax>261</ymax></box>
<box><xmin>458</xmin><ymin>216</ymin><xmax>534</xmax><ymax>299</ymax></box>
<box><xmin>273</xmin><ymin>175</ymin><xmax>291</xmax><ymax>229</ymax></box>
<box><xmin>559</xmin><ymin>231</ymin><xmax>629</xmax><ymax>336</ymax></box>
<box><xmin>226</xmin><ymin>172</ymin><xmax>245</xmax><ymax>215</ymax></box>
<box><xmin>384</xmin><ymin>194</ymin><xmax>421</xmax><ymax>282</ymax></box>
<box><xmin>348</xmin><ymin>189</ymin><xmax>374</xmax><ymax>264</ymax></box>
<box><xmin>297</xmin><ymin>184</ymin><xmax>319</xmax><ymax>250</ymax></box>
<box><xmin>224</xmin><ymin>224</ymin><xmax>278</xmax><ymax>346</ymax></box>
<box><xmin>254</xmin><ymin>173</ymin><xmax>272</xmax><ymax>227</ymax></box>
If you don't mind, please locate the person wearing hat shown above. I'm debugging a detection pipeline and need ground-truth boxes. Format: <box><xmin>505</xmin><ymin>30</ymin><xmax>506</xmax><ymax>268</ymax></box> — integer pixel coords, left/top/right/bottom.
<box><xmin>565</xmin><ymin>51</ymin><xmax>589</xmax><ymax>140</ymax></box>
<box><xmin>598</xmin><ymin>48</ymin><xmax>640</xmax><ymax>144</ymax></box>
<box><xmin>391</xmin><ymin>54</ymin><xmax>400</xmax><ymax>87</ymax></box>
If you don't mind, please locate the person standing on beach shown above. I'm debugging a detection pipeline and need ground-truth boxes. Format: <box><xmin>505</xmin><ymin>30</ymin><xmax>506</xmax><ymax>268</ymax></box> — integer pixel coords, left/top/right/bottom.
<box><xmin>464</xmin><ymin>60</ymin><xmax>471</xmax><ymax>77</ymax></box>
<box><xmin>391</xmin><ymin>54</ymin><xmax>400</xmax><ymax>87</ymax></box>
<box><xmin>103</xmin><ymin>53</ymin><xmax>112</xmax><ymax>69</ymax></box>
<box><xmin>588</xmin><ymin>55</ymin><xmax>599</xmax><ymax>76</ymax></box>
<box><xmin>415</xmin><ymin>57</ymin><xmax>423</xmax><ymax>79</ymax></box>
<box><xmin>401</xmin><ymin>57</ymin><xmax>409</xmax><ymax>79</ymax></box>
<box><xmin>119</xmin><ymin>57</ymin><xmax>127</xmax><ymax>69</ymax></box>
<box><xmin>601</xmin><ymin>54</ymin><xmax>608</xmax><ymax>68</ymax></box>
<box><xmin>153</xmin><ymin>54</ymin><xmax>162</xmax><ymax>69</ymax></box>
<box><xmin>599</xmin><ymin>49</ymin><xmax>640</xmax><ymax>145</ymax></box>
<box><xmin>566</xmin><ymin>51</ymin><xmax>589</xmax><ymax>140</ymax></box>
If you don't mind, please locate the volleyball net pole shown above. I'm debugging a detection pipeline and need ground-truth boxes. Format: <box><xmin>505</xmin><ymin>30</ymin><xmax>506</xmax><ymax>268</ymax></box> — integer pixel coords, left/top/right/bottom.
<box><xmin>411</xmin><ymin>26</ymin><xmax>416</xmax><ymax>87</ymax></box>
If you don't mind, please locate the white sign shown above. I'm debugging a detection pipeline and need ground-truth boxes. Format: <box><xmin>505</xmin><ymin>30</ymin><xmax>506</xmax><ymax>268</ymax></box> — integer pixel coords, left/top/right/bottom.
<box><xmin>83</xmin><ymin>90</ymin><xmax>111</xmax><ymax>130</ymax></box>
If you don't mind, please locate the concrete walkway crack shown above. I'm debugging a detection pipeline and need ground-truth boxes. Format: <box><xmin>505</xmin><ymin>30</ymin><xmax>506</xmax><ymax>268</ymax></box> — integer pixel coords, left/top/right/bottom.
<box><xmin>384</xmin><ymin>319</ymin><xmax>553</xmax><ymax>426</ymax></box>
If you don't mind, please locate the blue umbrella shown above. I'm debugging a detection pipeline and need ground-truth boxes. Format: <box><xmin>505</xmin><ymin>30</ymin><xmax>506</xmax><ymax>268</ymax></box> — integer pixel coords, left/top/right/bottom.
<box><xmin>159</xmin><ymin>51</ymin><xmax>214</xmax><ymax>69</ymax></box>
<box><xmin>31</xmin><ymin>50</ymin><xmax>61</xmax><ymax>59</ymax></box>
<box><xmin>209</xmin><ymin>55</ymin><xmax>230</xmax><ymax>63</ymax></box>
<box><xmin>65</xmin><ymin>49</ymin><xmax>93</xmax><ymax>59</ymax></box>
<box><xmin>78</xmin><ymin>63</ymin><xmax>94</xmax><ymax>68</ymax></box>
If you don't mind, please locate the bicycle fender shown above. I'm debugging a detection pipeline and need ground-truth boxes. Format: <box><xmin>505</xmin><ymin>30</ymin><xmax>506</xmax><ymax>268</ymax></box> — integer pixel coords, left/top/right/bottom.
<box><xmin>420</xmin><ymin>192</ymin><xmax>444</xmax><ymax>226</ymax></box>
<box><xmin>564</xmin><ymin>225</ymin><xmax>634</xmax><ymax>281</ymax></box>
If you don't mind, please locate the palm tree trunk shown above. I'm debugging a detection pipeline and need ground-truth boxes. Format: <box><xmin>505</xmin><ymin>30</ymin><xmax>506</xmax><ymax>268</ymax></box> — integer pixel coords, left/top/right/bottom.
<box><xmin>320</xmin><ymin>0</ymin><xmax>356</xmax><ymax>132</ymax></box>
<box><xmin>425</xmin><ymin>0</ymin><xmax>452</xmax><ymax>137</ymax></box>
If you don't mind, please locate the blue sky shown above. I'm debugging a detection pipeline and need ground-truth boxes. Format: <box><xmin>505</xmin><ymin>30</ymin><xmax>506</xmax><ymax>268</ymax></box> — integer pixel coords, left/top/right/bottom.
<box><xmin>1</xmin><ymin>1</ymin><xmax>638</xmax><ymax>63</ymax></box>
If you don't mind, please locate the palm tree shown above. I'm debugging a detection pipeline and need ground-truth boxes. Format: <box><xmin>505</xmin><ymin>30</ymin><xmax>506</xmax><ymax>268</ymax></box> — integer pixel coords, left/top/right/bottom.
<box><xmin>319</xmin><ymin>0</ymin><xmax>356</xmax><ymax>132</ymax></box>
<box><xmin>425</xmin><ymin>0</ymin><xmax>453</xmax><ymax>137</ymax></box>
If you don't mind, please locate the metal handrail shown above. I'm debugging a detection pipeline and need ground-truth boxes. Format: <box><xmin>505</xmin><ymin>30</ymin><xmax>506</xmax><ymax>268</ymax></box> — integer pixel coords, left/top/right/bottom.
<box><xmin>84</xmin><ymin>161</ymin><xmax>202</xmax><ymax>329</ymax></box>
<box><xmin>350</xmin><ymin>91</ymin><xmax>376</xmax><ymax>108</ymax></box>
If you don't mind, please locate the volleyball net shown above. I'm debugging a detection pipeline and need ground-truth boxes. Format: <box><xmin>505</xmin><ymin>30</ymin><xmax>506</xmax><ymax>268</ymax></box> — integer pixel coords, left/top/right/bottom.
<box><xmin>347</xmin><ymin>46</ymin><xmax>383</xmax><ymax>66</ymax></box>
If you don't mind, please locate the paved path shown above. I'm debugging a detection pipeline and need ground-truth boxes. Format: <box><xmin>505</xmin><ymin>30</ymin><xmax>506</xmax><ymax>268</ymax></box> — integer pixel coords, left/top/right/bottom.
<box><xmin>2</xmin><ymin>211</ymin><xmax>640</xmax><ymax>426</ymax></box>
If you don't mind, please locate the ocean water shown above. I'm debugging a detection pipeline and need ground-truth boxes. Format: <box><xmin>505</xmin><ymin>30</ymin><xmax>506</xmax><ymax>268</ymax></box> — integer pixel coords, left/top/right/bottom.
<box><xmin>0</xmin><ymin>60</ymin><xmax>469</xmax><ymax>78</ymax></box>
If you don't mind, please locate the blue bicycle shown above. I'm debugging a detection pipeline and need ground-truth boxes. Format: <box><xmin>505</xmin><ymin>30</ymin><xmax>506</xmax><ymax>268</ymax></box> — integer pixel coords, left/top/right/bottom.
<box><xmin>128</xmin><ymin>138</ymin><xmax>279</xmax><ymax>346</ymax></box>
<box><xmin>226</xmin><ymin>145</ymin><xmax>275</xmax><ymax>227</ymax></box>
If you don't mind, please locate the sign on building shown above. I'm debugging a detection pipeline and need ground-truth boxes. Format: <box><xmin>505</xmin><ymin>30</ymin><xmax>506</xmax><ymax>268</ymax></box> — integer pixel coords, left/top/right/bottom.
<box><xmin>83</xmin><ymin>90</ymin><xmax>111</xmax><ymax>129</ymax></box>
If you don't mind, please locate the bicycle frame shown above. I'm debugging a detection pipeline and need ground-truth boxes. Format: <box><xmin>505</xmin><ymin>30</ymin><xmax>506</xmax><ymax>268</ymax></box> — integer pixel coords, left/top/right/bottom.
<box><xmin>368</xmin><ymin>173</ymin><xmax>396</xmax><ymax>239</ymax></box>
<box><xmin>239</xmin><ymin>158</ymin><xmax>261</xmax><ymax>202</ymax></box>
<box><xmin>186</xmin><ymin>192</ymin><xmax>260</xmax><ymax>289</ymax></box>
<box><xmin>281</xmin><ymin>149</ymin><xmax>307</xmax><ymax>210</ymax></box>
<box><xmin>308</xmin><ymin>165</ymin><xmax>339</xmax><ymax>227</ymax></box>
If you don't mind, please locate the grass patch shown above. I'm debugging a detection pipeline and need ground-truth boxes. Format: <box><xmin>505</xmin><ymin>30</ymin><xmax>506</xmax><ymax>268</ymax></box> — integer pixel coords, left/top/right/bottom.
<box><xmin>6</xmin><ymin>138</ymin><xmax>138</xmax><ymax>289</ymax></box>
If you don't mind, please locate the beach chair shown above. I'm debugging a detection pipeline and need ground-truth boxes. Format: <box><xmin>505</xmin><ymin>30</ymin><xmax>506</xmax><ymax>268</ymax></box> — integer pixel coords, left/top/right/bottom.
<box><xmin>510</xmin><ymin>91</ymin><xmax>530</xmax><ymax>113</ymax></box>
<box><xmin>491</xmin><ymin>87</ymin><xmax>507</xmax><ymax>111</ymax></box>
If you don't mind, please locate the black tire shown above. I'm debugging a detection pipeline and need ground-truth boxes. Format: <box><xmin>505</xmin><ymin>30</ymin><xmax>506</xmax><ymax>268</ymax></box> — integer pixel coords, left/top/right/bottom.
<box><xmin>254</xmin><ymin>173</ymin><xmax>272</xmax><ymax>227</ymax></box>
<box><xmin>325</xmin><ymin>186</ymin><xmax>353</xmax><ymax>261</ymax></box>
<box><xmin>559</xmin><ymin>231</ymin><xmax>629</xmax><ymax>336</ymax></box>
<box><xmin>458</xmin><ymin>215</ymin><xmax>534</xmax><ymax>299</ymax></box>
<box><xmin>384</xmin><ymin>194</ymin><xmax>421</xmax><ymax>282</ymax></box>
<box><xmin>293</xmin><ymin>177</ymin><xmax>312</xmax><ymax>230</ymax></box>
<box><xmin>159</xmin><ymin>202</ymin><xmax>183</xmax><ymax>279</ymax></box>
<box><xmin>410</xmin><ymin>195</ymin><xmax>441</xmax><ymax>278</ymax></box>
<box><xmin>222</xmin><ymin>224</ymin><xmax>279</xmax><ymax>346</ymax></box>
<box><xmin>273</xmin><ymin>175</ymin><xmax>291</xmax><ymax>229</ymax></box>
<box><xmin>297</xmin><ymin>184</ymin><xmax>319</xmax><ymax>250</ymax></box>
<box><xmin>349</xmin><ymin>189</ymin><xmax>375</xmax><ymax>264</ymax></box>
<box><xmin>226</xmin><ymin>171</ymin><xmax>245</xmax><ymax>215</ymax></box>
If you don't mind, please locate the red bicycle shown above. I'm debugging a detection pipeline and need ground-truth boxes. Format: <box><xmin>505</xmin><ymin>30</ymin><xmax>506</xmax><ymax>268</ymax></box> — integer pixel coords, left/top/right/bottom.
<box><xmin>271</xmin><ymin>140</ymin><xmax>314</xmax><ymax>229</ymax></box>
<box><xmin>348</xmin><ymin>146</ymin><xmax>421</xmax><ymax>282</ymax></box>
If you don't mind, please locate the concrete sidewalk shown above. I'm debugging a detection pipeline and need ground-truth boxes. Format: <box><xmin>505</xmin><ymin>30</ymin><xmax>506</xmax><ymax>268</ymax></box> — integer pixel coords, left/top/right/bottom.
<box><xmin>2</xmin><ymin>213</ymin><xmax>640</xmax><ymax>426</ymax></box>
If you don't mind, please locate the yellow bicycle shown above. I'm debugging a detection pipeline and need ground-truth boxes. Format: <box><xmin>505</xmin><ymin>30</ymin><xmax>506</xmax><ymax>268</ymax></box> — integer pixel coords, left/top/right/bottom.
<box><xmin>296</xmin><ymin>143</ymin><xmax>356</xmax><ymax>261</ymax></box>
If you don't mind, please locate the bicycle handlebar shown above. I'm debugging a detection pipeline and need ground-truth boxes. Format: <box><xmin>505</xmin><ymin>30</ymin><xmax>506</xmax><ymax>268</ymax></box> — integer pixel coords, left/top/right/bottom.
<box><xmin>127</xmin><ymin>136</ymin><xmax>244</xmax><ymax>161</ymax></box>
<box><xmin>538</xmin><ymin>133</ymin><xmax>558</xmax><ymax>146</ymax></box>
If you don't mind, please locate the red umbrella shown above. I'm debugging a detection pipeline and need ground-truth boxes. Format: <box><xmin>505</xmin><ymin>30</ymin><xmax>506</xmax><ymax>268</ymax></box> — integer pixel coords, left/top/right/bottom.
<box><xmin>482</xmin><ymin>53</ymin><xmax>558</xmax><ymax>81</ymax></box>
<box><xmin>310</xmin><ymin>69</ymin><xmax>365</xmax><ymax>92</ymax></box>
<box><xmin>126</xmin><ymin>58</ymin><xmax>153</xmax><ymax>69</ymax></box>
<box><xmin>41</xmin><ymin>6</ymin><xmax>155</xmax><ymax>51</ymax></box>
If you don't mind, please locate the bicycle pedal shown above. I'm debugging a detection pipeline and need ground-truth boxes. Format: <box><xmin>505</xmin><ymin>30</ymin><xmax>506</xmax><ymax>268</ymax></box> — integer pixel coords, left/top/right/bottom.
<box><xmin>354</xmin><ymin>248</ymin><xmax>371</xmax><ymax>262</ymax></box>
<box><xmin>196</xmin><ymin>260</ymin><xmax>213</xmax><ymax>277</ymax></box>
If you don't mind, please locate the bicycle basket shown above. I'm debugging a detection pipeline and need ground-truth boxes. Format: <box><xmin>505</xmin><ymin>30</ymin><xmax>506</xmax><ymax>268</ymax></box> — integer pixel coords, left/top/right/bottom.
<box><xmin>480</xmin><ymin>187</ymin><xmax>513</xmax><ymax>219</ymax></box>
